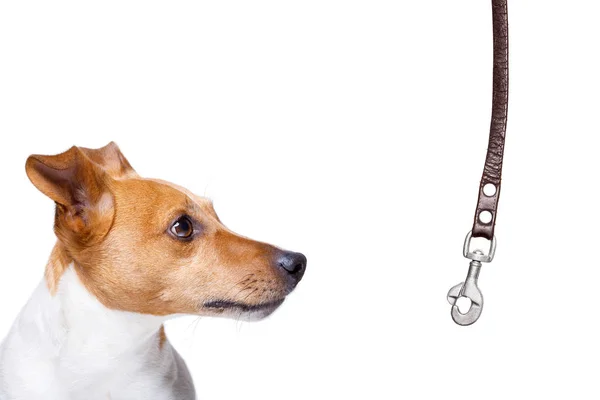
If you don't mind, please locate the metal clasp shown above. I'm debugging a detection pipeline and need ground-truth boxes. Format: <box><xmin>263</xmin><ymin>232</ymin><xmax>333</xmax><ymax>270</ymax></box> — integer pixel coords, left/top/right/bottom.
<box><xmin>447</xmin><ymin>231</ymin><xmax>496</xmax><ymax>326</ymax></box>
<box><xmin>463</xmin><ymin>230</ymin><xmax>496</xmax><ymax>262</ymax></box>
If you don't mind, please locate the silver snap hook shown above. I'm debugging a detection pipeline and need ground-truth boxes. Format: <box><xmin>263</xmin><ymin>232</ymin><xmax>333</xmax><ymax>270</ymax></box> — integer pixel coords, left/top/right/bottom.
<box><xmin>447</xmin><ymin>232</ymin><xmax>496</xmax><ymax>325</ymax></box>
<box><xmin>447</xmin><ymin>255</ymin><xmax>484</xmax><ymax>326</ymax></box>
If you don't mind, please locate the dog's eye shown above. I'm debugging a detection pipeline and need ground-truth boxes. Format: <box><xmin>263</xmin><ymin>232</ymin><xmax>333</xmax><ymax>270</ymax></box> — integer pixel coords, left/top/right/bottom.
<box><xmin>170</xmin><ymin>216</ymin><xmax>194</xmax><ymax>239</ymax></box>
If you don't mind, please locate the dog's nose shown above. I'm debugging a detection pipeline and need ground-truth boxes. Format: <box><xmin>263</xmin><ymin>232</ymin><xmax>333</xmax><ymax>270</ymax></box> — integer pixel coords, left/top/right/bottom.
<box><xmin>277</xmin><ymin>252</ymin><xmax>307</xmax><ymax>282</ymax></box>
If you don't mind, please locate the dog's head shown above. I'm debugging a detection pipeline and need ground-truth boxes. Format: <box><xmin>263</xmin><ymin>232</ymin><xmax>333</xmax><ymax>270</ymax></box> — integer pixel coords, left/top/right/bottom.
<box><xmin>26</xmin><ymin>142</ymin><xmax>305</xmax><ymax>320</ymax></box>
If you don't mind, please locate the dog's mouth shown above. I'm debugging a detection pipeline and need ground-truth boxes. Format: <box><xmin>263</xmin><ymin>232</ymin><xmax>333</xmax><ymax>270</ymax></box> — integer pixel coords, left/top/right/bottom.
<box><xmin>204</xmin><ymin>299</ymin><xmax>285</xmax><ymax>318</ymax></box>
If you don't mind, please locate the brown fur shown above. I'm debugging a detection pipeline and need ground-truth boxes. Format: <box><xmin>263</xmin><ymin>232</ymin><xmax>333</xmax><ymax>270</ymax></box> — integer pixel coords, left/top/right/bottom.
<box><xmin>45</xmin><ymin>242</ymin><xmax>73</xmax><ymax>295</ymax></box>
<box><xmin>27</xmin><ymin>142</ymin><xmax>291</xmax><ymax>319</ymax></box>
<box><xmin>158</xmin><ymin>325</ymin><xmax>167</xmax><ymax>350</ymax></box>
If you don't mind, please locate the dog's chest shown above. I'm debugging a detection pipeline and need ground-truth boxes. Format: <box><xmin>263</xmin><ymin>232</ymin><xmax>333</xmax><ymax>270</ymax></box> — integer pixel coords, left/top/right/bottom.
<box><xmin>0</xmin><ymin>268</ymin><xmax>194</xmax><ymax>400</ymax></box>
<box><xmin>55</xmin><ymin>337</ymin><xmax>164</xmax><ymax>398</ymax></box>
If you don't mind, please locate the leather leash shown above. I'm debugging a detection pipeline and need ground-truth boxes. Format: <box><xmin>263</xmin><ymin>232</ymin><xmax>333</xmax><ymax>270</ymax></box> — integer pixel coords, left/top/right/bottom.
<box><xmin>447</xmin><ymin>0</ymin><xmax>509</xmax><ymax>326</ymax></box>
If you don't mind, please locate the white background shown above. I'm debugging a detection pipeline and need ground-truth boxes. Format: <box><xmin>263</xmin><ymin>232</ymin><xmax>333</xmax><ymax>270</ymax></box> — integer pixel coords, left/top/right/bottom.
<box><xmin>1</xmin><ymin>1</ymin><xmax>599</xmax><ymax>399</ymax></box>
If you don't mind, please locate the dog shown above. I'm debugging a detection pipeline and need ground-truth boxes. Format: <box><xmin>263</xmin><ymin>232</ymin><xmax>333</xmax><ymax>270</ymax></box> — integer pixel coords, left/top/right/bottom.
<box><xmin>0</xmin><ymin>142</ymin><xmax>306</xmax><ymax>399</ymax></box>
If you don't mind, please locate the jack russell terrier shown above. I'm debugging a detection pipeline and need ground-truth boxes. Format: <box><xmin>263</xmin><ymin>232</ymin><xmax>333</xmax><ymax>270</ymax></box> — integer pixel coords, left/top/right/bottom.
<box><xmin>0</xmin><ymin>142</ymin><xmax>306</xmax><ymax>399</ymax></box>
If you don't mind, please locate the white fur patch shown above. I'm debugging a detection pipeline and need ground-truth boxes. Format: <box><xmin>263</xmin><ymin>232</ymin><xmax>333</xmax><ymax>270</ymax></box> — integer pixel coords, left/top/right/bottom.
<box><xmin>0</xmin><ymin>266</ymin><xmax>195</xmax><ymax>399</ymax></box>
<box><xmin>96</xmin><ymin>192</ymin><xmax>114</xmax><ymax>216</ymax></box>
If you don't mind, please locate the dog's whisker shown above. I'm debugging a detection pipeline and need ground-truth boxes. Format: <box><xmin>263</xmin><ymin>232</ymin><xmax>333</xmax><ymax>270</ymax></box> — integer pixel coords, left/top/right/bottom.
<box><xmin>241</xmin><ymin>288</ymin><xmax>259</xmax><ymax>303</ymax></box>
<box><xmin>221</xmin><ymin>274</ymin><xmax>255</xmax><ymax>299</ymax></box>
<box><xmin>191</xmin><ymin>316</ymin><xmax>202</xmax><ymax>342</ymax></box>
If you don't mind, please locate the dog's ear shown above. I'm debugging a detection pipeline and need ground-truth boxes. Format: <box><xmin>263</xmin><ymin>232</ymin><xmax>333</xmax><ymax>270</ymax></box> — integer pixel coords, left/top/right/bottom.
<box><xmin>78</xmin><ymin>141</ymin><xmax>136</xmax><ymax>179</ymax></box>
<box><xmin>26</xmin><ymin>146</ymin><xmax>115</xmax><ymax>244</ymax></box>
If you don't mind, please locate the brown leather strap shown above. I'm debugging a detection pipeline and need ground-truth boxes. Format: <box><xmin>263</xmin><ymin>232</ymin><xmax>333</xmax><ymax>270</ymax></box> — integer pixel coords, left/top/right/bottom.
<box><xmin>472</xmin><ymin>0</ymin><xmax>509</xmax><ymax>240</ymax></box>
